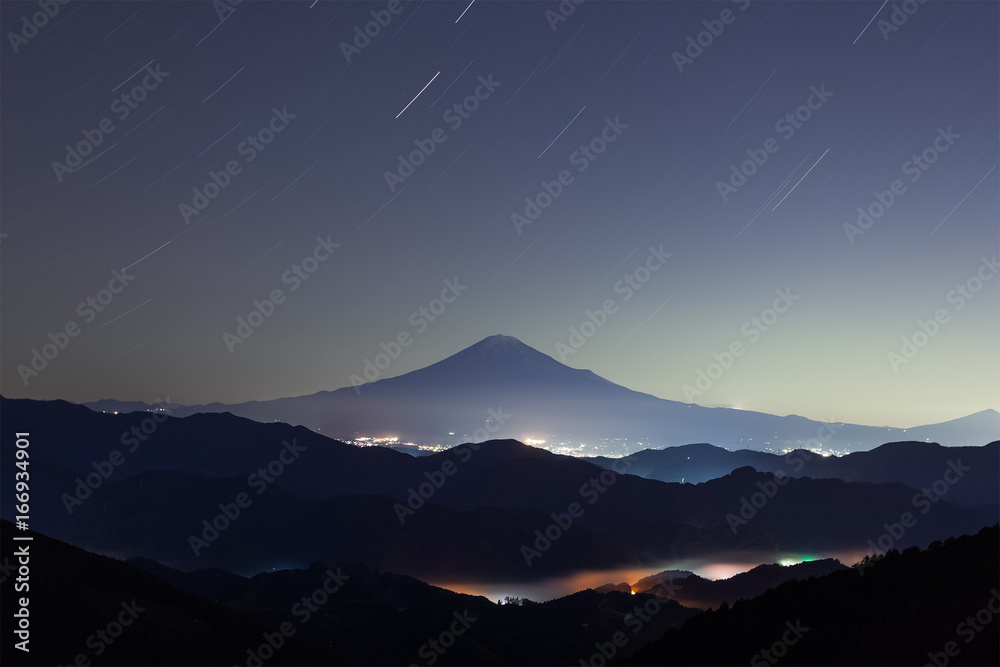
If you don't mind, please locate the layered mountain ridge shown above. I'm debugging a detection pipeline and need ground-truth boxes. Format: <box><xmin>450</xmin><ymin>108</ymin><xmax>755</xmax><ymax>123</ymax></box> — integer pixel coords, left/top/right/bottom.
<box><xmin>79</xmin><ymin>334</ymin><xmax>1000</xmax><ymax>453</ymax></box>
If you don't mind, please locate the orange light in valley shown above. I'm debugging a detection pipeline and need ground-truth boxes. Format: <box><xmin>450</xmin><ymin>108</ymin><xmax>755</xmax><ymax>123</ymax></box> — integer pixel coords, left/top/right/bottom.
<box><xmin>429</xmin><ymin>566</ymin><xmax>667</xmax><ymax>603</ymax></box>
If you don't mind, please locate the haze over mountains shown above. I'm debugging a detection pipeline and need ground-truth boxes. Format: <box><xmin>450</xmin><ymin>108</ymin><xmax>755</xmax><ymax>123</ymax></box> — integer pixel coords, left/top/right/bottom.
<box><xmin>2</xmin><ymin>396</ymin><xmax>995</xmax><ymax>582</ymax></box>
<box><xmin>83</xmin><ymin>335</ymin><xmax>1000</xmax><ymax>455</ymax></box>
<box><xmin>4</xmin><ymin>0</ymin><xmax>996</xmax><ymax>663</ymax></box>
<box><xmin>5</xmin><ymin>518</ymin><xmax>996</xmax><ymax>667</ymax></box>
<box><xmin>587</xmin><ymin>441</ymin><xmax>1000</xmax><ymax>508</ymax></box>
<box><xmin>2</xmin><ymin>384</ymin><xmax>996</xmax><ymax>666</ymax></box>
<box><xmin>2</xmin><ymin>519</ymin><xmax>705</xmax><ymax>667</ymax></box>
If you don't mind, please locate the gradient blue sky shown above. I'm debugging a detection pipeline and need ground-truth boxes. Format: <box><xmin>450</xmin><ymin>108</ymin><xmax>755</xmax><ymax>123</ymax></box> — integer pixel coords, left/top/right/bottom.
<box><xmin>2</xmin><ymin>0</ymin><xmax>997</xmax><ymax>427</ymax></box>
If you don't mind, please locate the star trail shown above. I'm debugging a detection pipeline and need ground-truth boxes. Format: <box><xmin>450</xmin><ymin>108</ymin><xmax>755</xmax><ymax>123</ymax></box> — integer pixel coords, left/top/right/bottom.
<box><xmin>2</xmin><ymin>0</ymin><xmax>997</xmax><ymax>427</ymax></box>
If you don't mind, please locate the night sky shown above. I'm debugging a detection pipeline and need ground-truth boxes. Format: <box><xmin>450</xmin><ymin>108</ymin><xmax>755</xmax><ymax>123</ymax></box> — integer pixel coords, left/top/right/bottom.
<box><xmin>2</xmin><ymin>0</ymin><xmax>997</xmax><ymax>427</ymax></box>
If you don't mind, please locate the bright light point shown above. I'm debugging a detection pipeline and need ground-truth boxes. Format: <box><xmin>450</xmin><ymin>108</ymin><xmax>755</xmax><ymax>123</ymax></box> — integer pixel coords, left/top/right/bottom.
<box><xmin>524</xmin><ymin>437</ymin><xmax>546</xmax><ymax>445</ymax></box>
<box><xmin>779</xmin><ymin>555</ymin><xmax>817</xmax><ymax>567</ymax></box>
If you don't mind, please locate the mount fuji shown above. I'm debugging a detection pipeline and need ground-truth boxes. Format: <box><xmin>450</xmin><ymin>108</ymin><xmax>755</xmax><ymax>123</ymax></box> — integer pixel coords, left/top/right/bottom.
<box><xmin>83</xmin><ymin>334</ymin><xmax>998</xmax><ymax>454</ymax></box>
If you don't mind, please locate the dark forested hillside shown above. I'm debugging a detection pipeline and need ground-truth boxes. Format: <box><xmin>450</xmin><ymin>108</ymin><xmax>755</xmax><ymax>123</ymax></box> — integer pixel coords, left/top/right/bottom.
<box><xmin>628</xmin><ymin>524</ymin><xmax>1000</xmax><ymax>666</ymax></box>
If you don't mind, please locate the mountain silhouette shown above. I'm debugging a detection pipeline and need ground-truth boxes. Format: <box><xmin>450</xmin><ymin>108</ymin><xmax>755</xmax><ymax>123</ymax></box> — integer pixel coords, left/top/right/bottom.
<box><xmin>1</xmin><ymin>520</ymin><xmax>697</xmax><ymax>666</ymax></box>
<box><xmin>80</xmin><ymin>334</ymin><xmax>1000</xmax><ymax>453</ymax></box>
<box><xmin>631</xmin><ymin>558</ymin><xmax>848</xmax><ymax>610</ymax></box>
<box><xmin>0</xmin><ymin>520</ymin><xmax>327</xmax><ymax>666</ymax></box>
<box><xmin>627</xmin><ymin>525</ymin><xmax>999</xmax><ymax>666</ymax></box>
<box><xmin>4</xmin><ymin>519</ymin><xmax>995</xmax><ymax>666</ymax></box>
<box><xmin>2</xmin><ymin>397</ymin><xmax>994</xmax><ymax>581</ymax></box>
<box><xmin>587</xmin><ymin>440</ymin><xmax>1000</xmax><ymax>509</ymax></box>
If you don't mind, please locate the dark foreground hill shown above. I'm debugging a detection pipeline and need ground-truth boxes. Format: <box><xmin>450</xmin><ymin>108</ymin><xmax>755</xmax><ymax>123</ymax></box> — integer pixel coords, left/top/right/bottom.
<box><xmin>0</xmin><ymin>520</ymin><xmax>696</xmax><ymax>666</ymax></box>
<box><xmin>2</xmin><ymin>397</ymin><xmax>994</xmax><ymax>582</ymax></box>
<box><xmin>4</xmin><ymin>520</ymin><xmax>996</xmax><ymax>665</ymax></box>
<box><xmin>0</xmin><ymin>520</ymin><xmax>326</xmax><ymax>666</ymax></box>
<box><xmin>628</xmin><ymin>524</ymin><xmax>1000</xmax><ymax>666</ymax></box>
<box><xmin>8</xmin><ymin>447</ymin><xmax>991</xmax><ymax>580</ymax></box>
<box><xmin>631</xmin><ymin>558</ymin><xmax>848</xmax><ymax>610</ymax></box>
